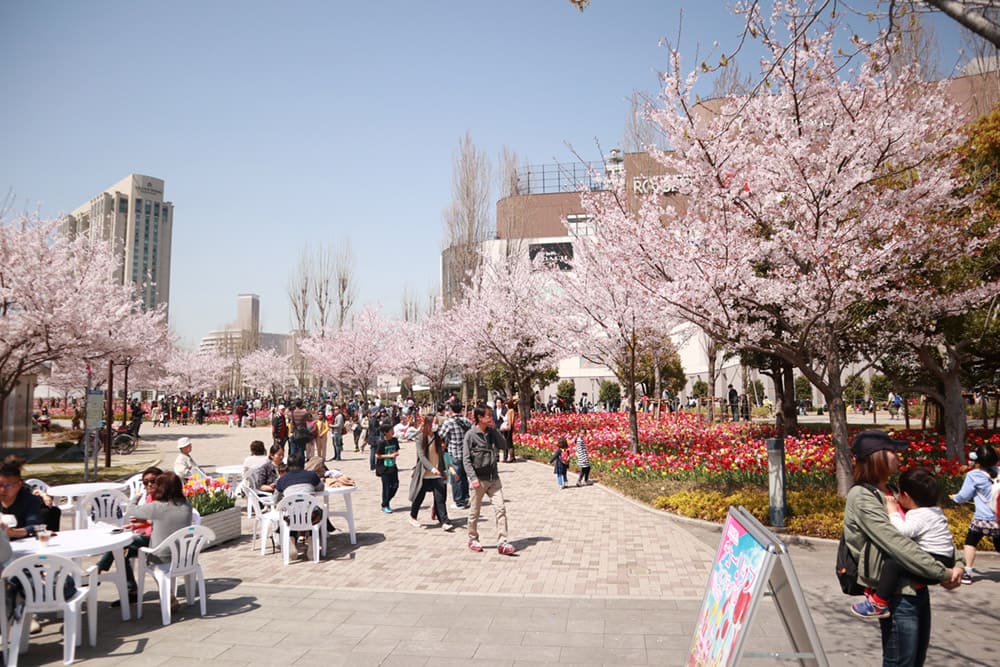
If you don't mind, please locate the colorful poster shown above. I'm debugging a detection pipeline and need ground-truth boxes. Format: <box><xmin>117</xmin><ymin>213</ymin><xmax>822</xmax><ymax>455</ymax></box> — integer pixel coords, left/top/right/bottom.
<box><xmin>688</xmin><ymin>508</ymin><xmax>771</xmax><ymax>666</ymax></box>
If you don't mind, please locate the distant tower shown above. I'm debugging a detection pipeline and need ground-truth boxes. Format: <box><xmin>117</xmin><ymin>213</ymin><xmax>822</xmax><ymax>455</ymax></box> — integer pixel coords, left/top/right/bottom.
<box><xmin>62</xmin><ymin>174</ymin><xmax>173</xmax><ymax>316</ymax></box>
<box><xmin>236</xmin><ymin>293</ymin><xmax>260</xmax><ymax>333</ymax></box>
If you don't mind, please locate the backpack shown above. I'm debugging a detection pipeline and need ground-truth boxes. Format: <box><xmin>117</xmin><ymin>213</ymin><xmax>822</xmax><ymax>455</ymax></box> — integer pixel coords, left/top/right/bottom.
<box><xmin>836</xmin><ymin>484</ymin><xmax>881</xmax><ymax>596</ymax></box>
<box><xmin>468</xmin><ymin>433</ymin><xmax>498</xmax><ymax>476</ymax></box>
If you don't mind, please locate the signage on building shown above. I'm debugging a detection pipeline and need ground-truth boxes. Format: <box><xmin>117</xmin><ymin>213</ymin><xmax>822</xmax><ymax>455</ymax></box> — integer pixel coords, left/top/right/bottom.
<box><xmin>529</xmin><ymin>242</ymin><xmax>573</xmax><ymax>271</ymax></box>
<box><xmin>136</xmin><ymin>180</ymin><xmax>163</xmax><ymax>196</ymax></box>
<box><xmin>632</xmin><ymin>175</ymin><xmax>687</xmax><ymax>196</ymax></box>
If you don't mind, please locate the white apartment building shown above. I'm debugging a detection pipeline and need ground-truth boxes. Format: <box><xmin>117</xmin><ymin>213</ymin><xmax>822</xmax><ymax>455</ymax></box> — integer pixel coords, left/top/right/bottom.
<box><xmin>62</xmin><ymin>174</ymin><xmax>173</xmax><ymax>315</ymax></box>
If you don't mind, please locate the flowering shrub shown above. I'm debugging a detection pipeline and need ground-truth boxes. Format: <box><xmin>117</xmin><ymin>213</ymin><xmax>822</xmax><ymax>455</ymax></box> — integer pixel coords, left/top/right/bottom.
<box><xmin>183</xmin><ymin>473</ymin><xmax>235</xmax><ymax>515</ymax></box>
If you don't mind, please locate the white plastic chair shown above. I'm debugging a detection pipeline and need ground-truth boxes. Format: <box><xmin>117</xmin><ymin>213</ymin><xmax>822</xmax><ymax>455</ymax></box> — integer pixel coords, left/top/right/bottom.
<box><xmin>0</xmin><ymin>554</ymin><xmax>97</xmax><ymax>666</ymax></box>
<box><xmin>136</xmin><ymin>525</ymin><xmax>215</xmax><ymax>626</ymax></box>
<box><xmin>244</xmin><ymin>486</ymin><xmax>279</xmax><ymax>554</ymax></box>
<box><xmin>275</xmin><ymin>494</ymin><xmax>327</xmax><ymax>565</ymax></box>
<box><xmin>125</xmin><ymin>473</ymin><xmax>145</xmax><ymax>503</ymax></box>
<box><xmin>80</xmin><ymin>489</ymin><xmax>131</xmax><ymax>529</ymax></box>
<box><xmin>22</xmin><ymin>478</ymin><xmax>48</xmax><ymax>493</ymax></box>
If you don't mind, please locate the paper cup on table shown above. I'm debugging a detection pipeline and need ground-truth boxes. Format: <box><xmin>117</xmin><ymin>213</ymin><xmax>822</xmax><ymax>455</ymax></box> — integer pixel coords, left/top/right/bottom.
<box><xmin>35</xmin><ymin>527</ymin><xmax>52</xmax><ymax>547</ymax></box>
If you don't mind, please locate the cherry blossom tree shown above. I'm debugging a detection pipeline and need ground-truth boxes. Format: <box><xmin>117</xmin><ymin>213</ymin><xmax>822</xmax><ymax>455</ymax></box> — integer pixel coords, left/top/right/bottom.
<box><xmin>241</xmin><ymin>348</ymin><xmax>292</xmax><ymax>399</ymax></box>
<box><xmin>448</xmin><ymin>249</ymin><xmax>559</xmax><ymax>432</ymax></box>
<box><xmin>160</xmin><ymin>348</ymin><xmax>229</xmax><ymax>397</ymax></box>
<box><xmin>546</xmin><ymin>232</ymin><xmax>687</xmax><ymax>453</ymax></box>
<box><xmin>594</xmin><ymin>3</ymin><xmax>984</xmax><ymax>494</ymax></box>
<box><xmin>390</xmin><ymin>304</ymin><xmax>470</xmax><ymax>404</ymax></box>
<box><xmin>0</xmin><ymin>216</ymin><xmax>159</xmax><ymax>436</ymax></box>
<box><xmin>300</xmin><ymin>305</ymin><xmax>396</xmax><ymax>400</ymax></box>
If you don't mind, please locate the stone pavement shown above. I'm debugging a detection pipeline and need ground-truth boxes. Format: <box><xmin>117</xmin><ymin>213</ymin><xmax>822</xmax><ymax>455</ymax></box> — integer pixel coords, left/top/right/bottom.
<box><xmin>17</xmin><ymin>422</ymin><xmax>996</xmax><ymax>666</ymax></box>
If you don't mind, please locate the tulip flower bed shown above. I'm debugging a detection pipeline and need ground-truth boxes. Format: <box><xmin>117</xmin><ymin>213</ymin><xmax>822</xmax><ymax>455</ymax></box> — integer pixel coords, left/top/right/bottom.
<box><xmin>515</xmin><ymin>411</ymin><xmax>999</xmax><ymax>545</ymax></box>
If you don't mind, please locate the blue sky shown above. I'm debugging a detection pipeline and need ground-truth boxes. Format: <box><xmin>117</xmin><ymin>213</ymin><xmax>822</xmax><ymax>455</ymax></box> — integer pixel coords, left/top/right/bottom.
<box><xmin>1</xmin><ymin>1</ymin><xmax>969</xmax><ymax>349</ymax></box>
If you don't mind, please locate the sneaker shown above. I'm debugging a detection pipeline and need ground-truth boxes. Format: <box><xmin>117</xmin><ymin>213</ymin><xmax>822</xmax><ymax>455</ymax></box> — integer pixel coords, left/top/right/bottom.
<box><xmin>408</xmin><ymin>517</ymin><xmax>423</xmax><ymax>528</ymax></box>
<box><xmin>851</xmin><ymin>598</ymin><xmax>890</xmax><ymax>620</ymax></box>
<box><xmin>497</xmin><ymin>543</ymin><xmax>517</xmax><ymax>556</ymax></box>
<box><xmin>468</xmin><ymin>540</ymin><xmax>484</xmax><ymax>552</ymax></box>
<box><xmin>961</xmin><ymin>571</ymin><xmax>973</xmax><ymax>585</ymax></box>
<box><xmin>441</xmin><ymin>521</ymin><xmax>456</xmax><ymax>532</ymax></box>
<box><xmin>450</xmin><ymin>502</ymin><xmax>461</xmax><ymax>510</ymax></box>
<box><xmin>381</xmin><ymin>506</ymin><xmax>393</xmax><ymax>514</ymax></box>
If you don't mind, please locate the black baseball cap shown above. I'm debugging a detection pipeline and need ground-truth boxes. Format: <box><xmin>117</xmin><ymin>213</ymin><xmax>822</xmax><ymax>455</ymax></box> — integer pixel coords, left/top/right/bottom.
<box><xmin>851</xmin><ymin>430</ymin><xmax>908</xmax><ymax>459</ymax></box>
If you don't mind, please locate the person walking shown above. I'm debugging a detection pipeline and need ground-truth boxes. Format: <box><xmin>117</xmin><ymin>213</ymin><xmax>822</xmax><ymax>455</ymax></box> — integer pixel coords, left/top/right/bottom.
<box><xmin>439</xmin><ymin>400</ymin><xmax>471</xmax><ymax>510</ymax></box>
<box><xmin>727</xmin><ymin>384</ymin><xmax>739</xmax><ymax>421</ymax></box>
<box><xmin>462</xmin><ymin>406</ymin><xmax>516</xmax><ymax>555</ymax></box>
<box><xmin>949</xmin><ymin>443</ymin><xmax>999</xmax><ymax>584</ymax></box>
<box><xmin>332</xmin><ymin>406</ymin><xmax>346</xmax><ymax>461</ymax></box>
<box><xmin>288</xmin><ymin>399</ymin><xmax>313</xmax><ymax>459</ymax></box>
<box><xmin>271</xmin><ymin>404</ymin><xmax>289</xmax><ymax>450</ymax></box>
<box><xmin>574</xmin><ymin>427</ymin><xmax>591</xmax><ymax>486</ymax></box>
<box><xmin>841</xmin><ymin>430</ymin><xmax>963</xmax><ymax>666</ymax></box>
<box><xmin>549</xmin><ymin>438</ymin><xmax>571</xmax><ymax>489</ymax></box>
<box><xmin>407</xmin><ymin>417</ymin><xmax>456</xmax><ymax>531</ymax></box>
<box><xmin>375</xmin><ymin>423</ymin><xmax>400</xmax><ymax>513</ymax></box>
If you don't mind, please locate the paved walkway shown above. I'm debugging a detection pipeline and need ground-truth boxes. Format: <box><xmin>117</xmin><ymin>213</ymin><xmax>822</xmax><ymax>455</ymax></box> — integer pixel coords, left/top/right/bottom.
<box><xmin>16</xmin><ymin>422</ymin><xmax>997</xmax><ymax>666</ymax></box>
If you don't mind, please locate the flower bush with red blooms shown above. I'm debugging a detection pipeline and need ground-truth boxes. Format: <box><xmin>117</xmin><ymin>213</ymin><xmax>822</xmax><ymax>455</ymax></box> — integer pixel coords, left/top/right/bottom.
<box><xmin>514</xmin><ymin>412</ymin><xmax>1000</xmax><ymax>487</ymax></box>
<box><xmin>183</xmin><ymin>473</ymin><xmax>235</xmax><ymax>515</ymax></box>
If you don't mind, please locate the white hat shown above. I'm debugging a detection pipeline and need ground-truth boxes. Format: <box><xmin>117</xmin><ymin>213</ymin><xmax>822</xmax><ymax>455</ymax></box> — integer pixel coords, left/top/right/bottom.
<box><xmin>177</xmin><ymin>437</ymin><xmax>192</xmax><ymax>450</ymax></box>
<box><xmin>278</xmin><ymin>404</ymin><xmax>286</xmax><ymax>411</ymax></box>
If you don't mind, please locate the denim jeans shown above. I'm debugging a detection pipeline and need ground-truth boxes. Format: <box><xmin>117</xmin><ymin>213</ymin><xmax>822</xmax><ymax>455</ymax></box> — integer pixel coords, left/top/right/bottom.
<box><xmin>288</xmin><ymin>436</ymin><xmax>308</xmax><ymax>459</ymax></box>
<box><xmin>380</xmin><ymin>469</ymin><xmax>399</xmax><ymax>509</ymax></box>
<box><xmin>449</xmin><ymin>462</ymin><xmax>469</xmax><ymax>507</ymax></box>
<box><xmin>556</xmin><ymin>472</ymin><xmax>567</xmax><ymax>487</ymax></box>
<box><xmin>879</xmin><ymin>588</ymin><xmax>931</xmax><ymax>667</ymax></box>
<box><xmin>332</xmin><ymin>433</ymin><xmax>343</xmax><ymax>460</ymax></box>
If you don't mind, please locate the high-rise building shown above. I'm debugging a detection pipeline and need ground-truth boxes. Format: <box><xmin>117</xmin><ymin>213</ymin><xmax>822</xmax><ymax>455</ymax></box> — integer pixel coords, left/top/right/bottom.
<box><xmin>62</xmin><ymin>174</ymin><xmax>173</xmax><ymax>315</ymax></box>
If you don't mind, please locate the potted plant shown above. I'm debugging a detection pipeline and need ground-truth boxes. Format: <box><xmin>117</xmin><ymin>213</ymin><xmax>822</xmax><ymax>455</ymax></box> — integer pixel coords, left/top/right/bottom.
<box><xmin>183</xmin><ymin>474</ymin><xmax>240</xmax><ymax>546</ymax></box>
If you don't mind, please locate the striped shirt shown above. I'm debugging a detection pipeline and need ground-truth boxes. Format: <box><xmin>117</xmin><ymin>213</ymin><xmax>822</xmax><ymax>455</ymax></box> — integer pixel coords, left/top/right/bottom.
<box><xmin>576</xmin><ymin>437</ymin><xmax>590</xmax><ymax>467</ymax></box>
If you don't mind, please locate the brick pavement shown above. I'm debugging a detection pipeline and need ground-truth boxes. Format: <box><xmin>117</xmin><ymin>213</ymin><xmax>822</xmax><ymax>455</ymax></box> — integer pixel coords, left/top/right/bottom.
<box><xmin>17</xmin><ymin>421</ymin><xmax>996</xmax><ymax>666</ymax></box>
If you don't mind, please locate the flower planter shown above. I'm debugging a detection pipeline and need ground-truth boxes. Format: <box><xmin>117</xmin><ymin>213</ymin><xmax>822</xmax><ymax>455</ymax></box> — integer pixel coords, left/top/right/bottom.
<box><xmin>198</xmin><ymin>506</ymin><xmax>241</xmax><ymax>547</ymax></box>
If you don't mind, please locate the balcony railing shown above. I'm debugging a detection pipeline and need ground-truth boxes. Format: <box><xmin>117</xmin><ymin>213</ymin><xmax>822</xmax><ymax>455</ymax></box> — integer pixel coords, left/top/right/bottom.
<box><xmin>515</xmin><ymin>161</ymin><xmax>609</xmax><ymax>195</ymax></box>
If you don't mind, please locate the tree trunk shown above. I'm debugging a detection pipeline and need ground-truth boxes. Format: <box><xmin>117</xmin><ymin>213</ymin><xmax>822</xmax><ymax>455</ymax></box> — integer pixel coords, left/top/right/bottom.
<box><xmin>706</xmin><ymin>338</ymin><xmax>718</xmax><ymax>423</ymax></box>
<box><xmin>904</xmin><ymin>394</ymin><xmax>911</xmax><ymax>430</ymax></box>
<box><xmin>829</xmin><ymin>392</ymin><xmax>852</xmax><ymax>497</ymax></box>
<box><xmin>941</xmin><ymin>371</ymin><xmax>967</xmax><ymax>461</ymax></box>
<box><xmin>517</xmin><ymin>378</ymin><xmax>532</xmax><ymax>434</ymax></box>
<box><xmin>780</xmin><ymin>361</ymin><xmax>799</xmax><ymax>436</ymax></box>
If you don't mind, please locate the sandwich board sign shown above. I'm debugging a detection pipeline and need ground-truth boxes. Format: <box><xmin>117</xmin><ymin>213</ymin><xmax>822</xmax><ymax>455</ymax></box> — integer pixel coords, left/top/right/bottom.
<box><xmin>688</xmin><ymin>506</ymin><xmax>827</xmax><ymax>666</ymax></box>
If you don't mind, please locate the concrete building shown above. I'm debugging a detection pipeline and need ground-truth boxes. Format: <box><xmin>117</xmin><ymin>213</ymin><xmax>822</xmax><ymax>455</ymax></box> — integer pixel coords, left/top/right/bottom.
<box><xmin>62</xmin><ymin>174</ymin><xmax>173</xmax><ymax>315</ymax></box>
<box><xmin>199</xmin><ymin>294</ymin><xmax>290</xmax><ymax>357</ymax></box>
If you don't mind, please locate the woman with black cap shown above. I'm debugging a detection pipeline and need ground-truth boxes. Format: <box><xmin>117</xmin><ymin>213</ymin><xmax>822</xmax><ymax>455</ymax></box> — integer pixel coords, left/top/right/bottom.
<box><xmin>842</xmin><ymin>430</ymin><xmax>964</xmax><ymax>666</ymax></box>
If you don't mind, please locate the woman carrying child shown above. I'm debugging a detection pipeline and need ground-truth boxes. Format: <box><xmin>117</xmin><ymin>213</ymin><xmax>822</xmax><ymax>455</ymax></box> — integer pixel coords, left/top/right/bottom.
<box><xmin>842</xmin><ymin>431</ymin><xmax>963</xmax><ymax>666</ymax></box>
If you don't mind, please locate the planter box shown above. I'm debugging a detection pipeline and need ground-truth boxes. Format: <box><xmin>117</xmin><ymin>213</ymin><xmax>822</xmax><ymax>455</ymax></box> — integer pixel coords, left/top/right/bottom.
<box><xmin>199</xmin><ymin>506</ymin><xmax>241</xmax><ymax>547</ymax></box>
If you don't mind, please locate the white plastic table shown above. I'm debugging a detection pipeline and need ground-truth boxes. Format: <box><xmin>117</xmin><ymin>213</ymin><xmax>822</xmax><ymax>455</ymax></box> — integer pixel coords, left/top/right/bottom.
<box><xmin>211</xmin><ymin>465</ymin><xmax>243</xmax><ymax>477</ymax></box>
<box><xmin>46</xmin><ymin>482</ymin><xmax>128</xmax><ymax>529</ymax></box>
<box><xmin>11</xmin><ymin>527</ymin><xmax>135</xmax><ymax>620</ymax></box>
<box><xmin>317</xmin><ymin>486</ymin><xmax>356</xmax><ymax>545</ymax></box>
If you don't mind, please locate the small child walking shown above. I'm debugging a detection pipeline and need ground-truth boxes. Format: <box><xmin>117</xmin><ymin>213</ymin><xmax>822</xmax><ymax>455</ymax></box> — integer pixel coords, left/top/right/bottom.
<box><xmin>851</xmin><ymin>467</ymin><xmax>956</xmax><ymax>620</ymax></box>
<box><xmin>574</xmin><ymin>427</ymin><xmax>591</xmax><ymax>486</ymax></box>
<box><xmin>549</xmin><ymin>437</ymin><xmax>571</xmax><ymax>489</ymax></box>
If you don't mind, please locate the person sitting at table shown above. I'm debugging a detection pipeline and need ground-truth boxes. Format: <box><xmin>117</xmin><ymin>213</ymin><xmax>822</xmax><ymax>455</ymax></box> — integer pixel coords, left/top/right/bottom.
<box><xmin>275</xmin><ymin>454</ymin><xmax>325</xmax><ymax>557</ymax></box>
<box><xmin>98</xmin><ymin>466</ymin><xmax>162</xmax><ymax>605</ymax></box>
<box><xmin>173</xmin><ymin>437</ymin><xmax>202</xmax><ymax>481</ymax></box>
<box><xmin>128</xmin><ymin>472</ymin><xmax>193</xmax><ymax>564</ymax></box>
<box><xmin>275</xmin><ymin>453</ymin><xmax>323</xmax><ymax>500</ymax></box>
<box><xmin>242</xmin><ymin>440</ymin><xmax>269</xmax><ymax>480</ymax></box>
<box><xmin>2</xmin><ymin>455</ymin><xmax>61</xmax><ymax>532</ymax></box>
<box><xmin>0</xmin><ymin>459</ymin><xmax>47</xmax><ymax>540</ymax></box>
<box><xmin>249</xmin><ymin>444</ymin><xmax>285</xmax><ymax>494</ymax></box>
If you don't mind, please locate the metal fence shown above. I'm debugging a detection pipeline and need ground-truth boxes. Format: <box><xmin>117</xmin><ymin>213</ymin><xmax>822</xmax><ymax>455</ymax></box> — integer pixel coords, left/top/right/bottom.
<box><xmin>515</xmin><ymin>161</ymin><xmax>609</xmax><ymax>195</ymax></box>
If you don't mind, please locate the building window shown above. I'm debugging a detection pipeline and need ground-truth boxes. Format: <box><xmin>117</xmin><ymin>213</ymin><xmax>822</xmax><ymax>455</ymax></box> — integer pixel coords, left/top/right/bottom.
<box><xmin>135</xmin><ymin>198</ymin><xmax>142</xmax><ymax>213</ymax></box>
<box><xmin>118</xmin><ymin>197</ymin><xmax>128</xmax><ymax>214</ymax></box>
<box><xmin>153</xmin><ymin>202</ymin><xmax>160</xmax><ymax>216</ymax></box>
<box><xmin>144</xmin><ymin>203</ymin><xmax>151</xmax><ymax>214</ymax></box>
<box><xmin>566</xmin><ymin>213</ymin><xmax>595</xmax><ymax>236</ymax></box>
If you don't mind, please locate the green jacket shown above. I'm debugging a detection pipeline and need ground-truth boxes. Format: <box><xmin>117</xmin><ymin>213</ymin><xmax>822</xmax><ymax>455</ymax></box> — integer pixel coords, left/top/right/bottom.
<box><xmin>843</xmin><ymin>484</ymin><xmax>961</xmax><ymax>596</ymax></box>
